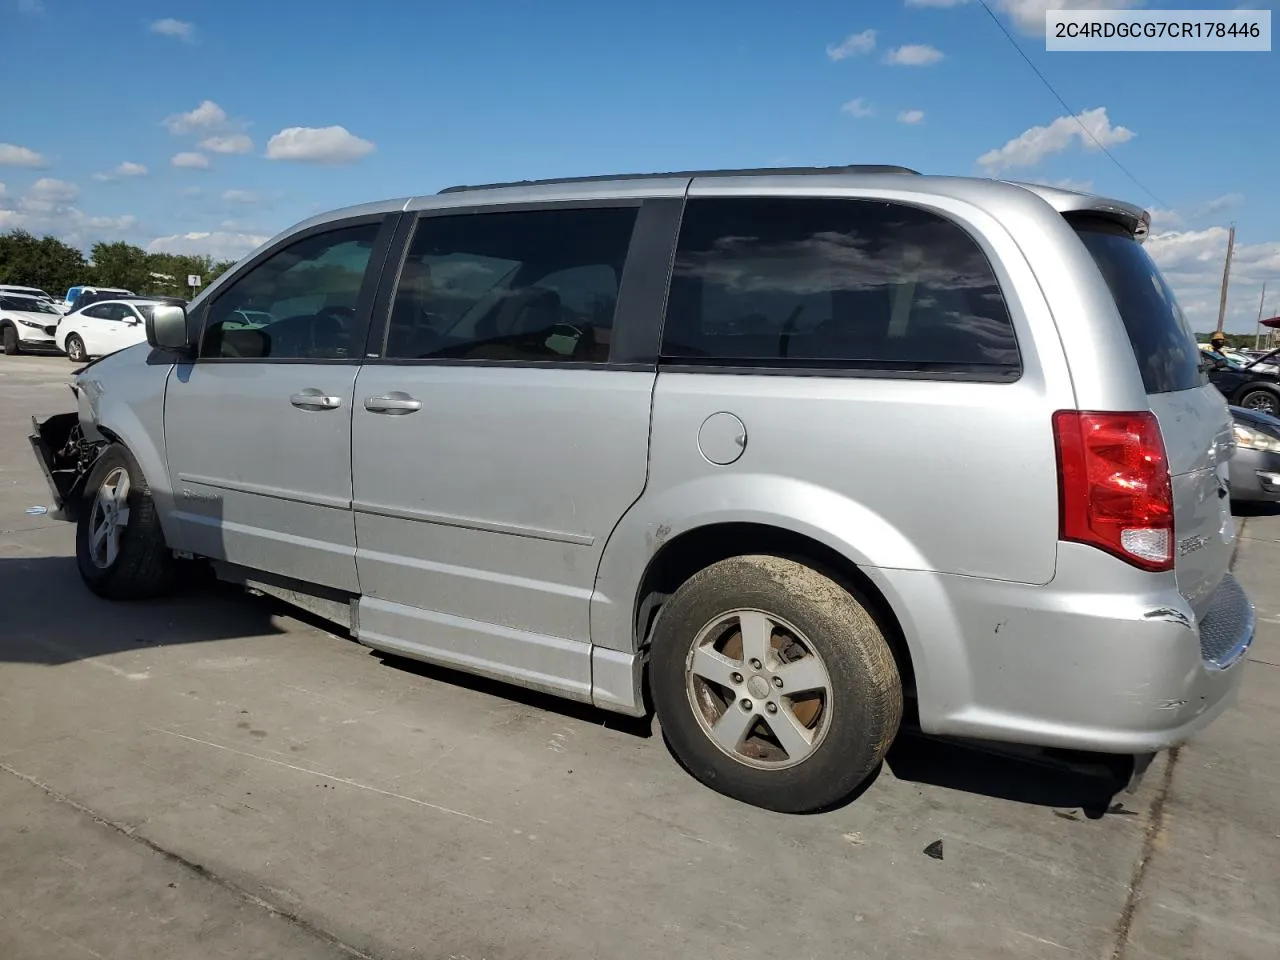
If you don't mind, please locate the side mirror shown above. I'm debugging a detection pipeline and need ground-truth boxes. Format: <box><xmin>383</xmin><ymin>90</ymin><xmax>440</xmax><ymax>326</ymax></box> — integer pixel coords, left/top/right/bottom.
<box><xmin>146</xmin><ymin>303</ymin><xmax>191</xmax><ymax>352</ymax></box>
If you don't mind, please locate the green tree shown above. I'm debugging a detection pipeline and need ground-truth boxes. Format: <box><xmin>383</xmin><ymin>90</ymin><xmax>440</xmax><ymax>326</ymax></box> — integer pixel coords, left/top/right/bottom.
<box><xmin>89</xmin><ymin>241</ymin><xmax>153</xmax><ymax>293</ymax></box>
<box><xmin>0</xmin><ymin>229</ymin><xmax>88</xmax><ymax>296</ymax></box>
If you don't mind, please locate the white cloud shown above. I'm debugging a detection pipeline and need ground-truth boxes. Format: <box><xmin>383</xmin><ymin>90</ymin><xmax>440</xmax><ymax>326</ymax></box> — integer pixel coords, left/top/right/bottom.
<box><xmin>840</xmin><ymin>98</ymin><xmax>875</xmax><ymax>118</ymax></box>
<box><xmin>883</xmin><ymin>44</ymin><xmax>945</xmax><ymax>65</ymax></box>
<box><xmin>200</xmin><ymin>133</ymin><xmax>254</xmax><ymax>155</ymax></box>
<box><xmin>897</xmin><ymin>109</ymin><xmax>926</xmax><ymax>124</ymax></box>
<box><xmin>23</xmin><ymin>178</ymin><xmax>79</xmax><ymax>212</ymax></box>
<box><xmin>265</xmin><ymin>125</ymin><xmax>375</xmax><ymax>164</ymax></box>
<box><xmin>992</xmin><ymin>1</ymin><xmax>1145</xmax><ymax>36</ymax></box>
<box><xmin>826</xmin><ymin>29</ymin><xmax>877</xmax><ymax>61</ymax></box>
<box><xmin>150</xmin><ymin>18</ymin><xmax>194</xmax><ymax>41</ymax></box>
<box><xmin>0</xmin><ymin>143</ymin><xmax>48</xmax><ymax>168</ymax></box>
<box><xmin>0</xmin><ymin>177</ymin><xmax>138</xmax><ymax>246</ymax></box>
<box><xmin>146</xmin><ymin>230</ymin><xmax>270</xmax><ymax>260</ymax></box>
<box><xmin>164</xmin><ymin>100</ymin><xmax>228</xmax><ymax>135</ymax></box>
<box><xmin>1147</xmin><ymin>206</ymin><xmax>1181</xmax><ymax>229</ymax></box>
<box><xmin>977</xmin><ymin>106</ymin><xmax>1134</xmax><ymax>172</ymax></box>
<box><xmin>221</xmin><ymin>189</ymin><xmax>261</xmax><ymax>204</ymax></box>
<box><xmin>92</xmin><ymin>161</ymin><xmax>148</xmax><ymax>182</ymax></box>
<box><xmin>84</xmin><ymin>214</ymin><xmax>139</xmax><ymax>231</ymax></box>
<box><xmin>171</xmin><ymin>152</ymin><xmax>211</xmax><ymax>170</ymax></box>
<box><xmin>1146</xmin><ymin>227</ymin><xmax>1280</xmax><ymax>332</ymax></box>
<box><xmin>1197</xmin><ymin>192</ymin><xmax>1243</xmax><ymax>217</ymax></box>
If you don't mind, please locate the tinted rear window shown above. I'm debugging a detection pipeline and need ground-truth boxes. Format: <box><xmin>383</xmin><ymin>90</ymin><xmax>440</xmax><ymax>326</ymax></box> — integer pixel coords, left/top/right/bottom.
<box><xmin>1072</xmin><ymin>219</ymin><xmax>1201</xmax><ymax>394</ymax></box>
<box><xmin>660</xmin><ymin>197</ymin><xmax>1020</xmax><ymax>378</ymax></box>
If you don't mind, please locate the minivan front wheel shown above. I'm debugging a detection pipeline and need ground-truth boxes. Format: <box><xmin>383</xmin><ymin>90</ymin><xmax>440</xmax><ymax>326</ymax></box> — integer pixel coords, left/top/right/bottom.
<box><xmin>76</xmin><ymin>444</ymin><xmax>177</xmax><ymax>600</ymax></box>
<box><xmin>650</xmin><ymin>555</ymin><xmax>903</xmax><ymax>813</ymax></box>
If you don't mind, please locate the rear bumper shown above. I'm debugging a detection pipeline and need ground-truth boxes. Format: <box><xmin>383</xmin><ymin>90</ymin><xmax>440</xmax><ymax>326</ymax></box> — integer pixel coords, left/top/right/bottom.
<box><xmin>878</xmin><ymin>543</ymin><xmax>1254</xmax><ymax>755</ymax></box>
<box><xmin>1229</xmin><ymin>447</ymin><xmax>1280</xmax><ymax>502</ymax></box>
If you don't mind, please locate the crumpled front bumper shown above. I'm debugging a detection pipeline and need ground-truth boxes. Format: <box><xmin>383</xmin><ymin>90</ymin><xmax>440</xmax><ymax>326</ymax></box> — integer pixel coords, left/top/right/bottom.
<box><xmin>27</xmin><ymin>411</ymin><xmax>91</xmax><ymax>521</ymax></box>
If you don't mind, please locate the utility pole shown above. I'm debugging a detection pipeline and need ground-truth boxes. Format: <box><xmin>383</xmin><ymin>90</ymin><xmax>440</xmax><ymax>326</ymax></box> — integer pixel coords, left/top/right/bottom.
<box><xmin>1255</xmin><ymin>282</ymin><xmax>1268</xmax><ymax>351</ymax></box>
<box><xmin>1215</xmin><ymin>222</ymin><xmax>1235</xmax><ymax>338</ymax></box>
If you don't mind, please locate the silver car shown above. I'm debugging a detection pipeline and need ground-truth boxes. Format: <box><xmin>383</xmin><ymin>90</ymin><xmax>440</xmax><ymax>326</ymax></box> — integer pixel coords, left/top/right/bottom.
<box><xmin>29</xmin><ymin>165</ymin><xmax>1254</xmax><ymax>813</ymax></box>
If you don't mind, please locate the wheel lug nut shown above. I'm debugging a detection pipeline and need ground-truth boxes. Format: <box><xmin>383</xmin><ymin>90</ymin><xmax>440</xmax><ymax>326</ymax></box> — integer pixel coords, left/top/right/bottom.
<box><xmin>749</xmin><ymin>658</ymin><xmax>762</xmax><ymax>670</ymax></box>
<box><xmin>772</xmin><ymin>676</ymin><xmax>783</xmax><ymax>688</ymax></box>
<box><xmin>740</xmin><ymin>699</ymin><xmax>752</xmax><ymax>712</ymax></box>
<box><xmin>731</xmin><ymin>672</ymin><xmax>743</xmax><ymax>685</ymax></box>
<box><xmin>765</xmin><ymin>702</ymin><xmax>778</xmax><ymax>714</ymax></box>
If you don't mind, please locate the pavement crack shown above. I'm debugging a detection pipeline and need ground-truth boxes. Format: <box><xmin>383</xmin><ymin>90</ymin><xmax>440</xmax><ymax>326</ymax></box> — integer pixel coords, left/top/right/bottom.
<box><xmin>1108</xmin><ymin>744</ymin><xmax>1179</xmax><ymax>960</ymax></box>
<box><xmin>0</xmin><ymin>761</ymin><xmax>381</xmax><ymax>960</ymax></box>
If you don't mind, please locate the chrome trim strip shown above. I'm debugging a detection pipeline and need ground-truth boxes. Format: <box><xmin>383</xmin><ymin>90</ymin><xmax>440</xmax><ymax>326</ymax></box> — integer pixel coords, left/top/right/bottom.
<box><xmin>352</xmin><ymin>499</ymin><xmax>594</xmax><ymax>546</ymax></box>
<box><xmin>177</xmin><ymin>473</ymin><xmax>351</xmax><ymax>510</ymax></box>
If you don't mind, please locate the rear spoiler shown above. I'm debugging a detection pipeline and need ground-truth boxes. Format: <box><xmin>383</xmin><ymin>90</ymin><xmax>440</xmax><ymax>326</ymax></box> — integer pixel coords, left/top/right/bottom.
<box><xmin>1005</xmin><ymin>181</ymin><xmax>1151</xmax><ymax>242</ymax></box>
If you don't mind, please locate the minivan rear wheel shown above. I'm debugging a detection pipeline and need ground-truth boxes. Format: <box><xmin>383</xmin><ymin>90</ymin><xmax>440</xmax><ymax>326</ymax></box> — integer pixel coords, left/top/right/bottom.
<box><xmin>649</xmin><ymin>555</ymin><xmax>903</xmax><ymax>813</ymax></box>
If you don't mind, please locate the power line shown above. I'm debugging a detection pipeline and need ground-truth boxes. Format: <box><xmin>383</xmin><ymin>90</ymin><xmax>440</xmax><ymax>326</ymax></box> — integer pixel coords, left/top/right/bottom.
<box><xmin>975</xmin><ymin>0</ymin><xmax>1170</xmax><ymax>209</ymax></box>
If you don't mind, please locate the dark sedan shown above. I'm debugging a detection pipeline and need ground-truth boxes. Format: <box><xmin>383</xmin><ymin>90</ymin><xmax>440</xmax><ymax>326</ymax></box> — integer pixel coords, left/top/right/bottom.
<box><xmin>1229</xmin><ymin>405</ymin><xmax>1280</xmax><ymax>503</ymax></box>
<box><xmin>1207</xmin><ymin>346</ymin><xmax>1280</xmax><ymax>416</ymax></box>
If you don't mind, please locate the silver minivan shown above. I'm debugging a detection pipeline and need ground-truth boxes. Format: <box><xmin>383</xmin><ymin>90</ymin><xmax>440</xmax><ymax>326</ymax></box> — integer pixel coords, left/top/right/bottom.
<box><xmin>30</xmin><ymin>165</ymin><xmax>1254</xmax><ymax>812</ymax></box>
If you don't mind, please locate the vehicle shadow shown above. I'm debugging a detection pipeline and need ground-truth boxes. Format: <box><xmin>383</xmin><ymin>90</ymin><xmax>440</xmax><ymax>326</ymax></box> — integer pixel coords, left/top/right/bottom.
<box><xmin>884</xmin><ymin>727</ymin><xmax>1133</xmax><ymax>819</ymax></box>
<box><xmin>1</xmin><ymin>556</ymin><xmax>1132</xmax><ymax>817</ymax></box>
<box><xmin>0</xmin><ymin>555</ymin><xmax>287</xmax><ymax>665</ymax></box>
<box><xmin>1232</xmin><ymin>500</ymin><xmax>1280</xmax><ymax>518</ymax></box>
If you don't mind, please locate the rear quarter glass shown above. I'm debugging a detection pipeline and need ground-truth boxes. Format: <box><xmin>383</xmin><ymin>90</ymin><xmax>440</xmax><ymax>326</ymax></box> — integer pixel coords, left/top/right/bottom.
<box><xmin>1071</xmin><ymin>218</ymin><xmax>1202</xmax><ymax>395</ymax></box>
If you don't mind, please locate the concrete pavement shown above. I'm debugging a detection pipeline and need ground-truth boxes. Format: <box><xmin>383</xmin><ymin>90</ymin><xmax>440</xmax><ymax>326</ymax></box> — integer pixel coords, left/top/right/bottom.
<box><xmin>1</xmin><ymin>352</ymin><xmax>1277</xmax><ymax>960</ymax></box>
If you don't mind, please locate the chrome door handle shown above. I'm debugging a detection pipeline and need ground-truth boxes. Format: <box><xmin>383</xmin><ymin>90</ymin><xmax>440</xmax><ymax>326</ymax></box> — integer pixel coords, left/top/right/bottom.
<box><xmin>364</xmin><ymin>394</ymin><xmax>421</xmax><ymax>414</ymax></box>
<box><xmin>290</xmin><ymin>391</ymin><xmax>343</xmax><ymax>410</ymax></box>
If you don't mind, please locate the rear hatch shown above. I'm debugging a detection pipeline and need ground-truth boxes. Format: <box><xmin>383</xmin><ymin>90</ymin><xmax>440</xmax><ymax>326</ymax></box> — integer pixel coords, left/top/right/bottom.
<box><xmin>1073</xmin><ymin>218</ymin><xmax>1235</xmax><ymax>618</ymax></box>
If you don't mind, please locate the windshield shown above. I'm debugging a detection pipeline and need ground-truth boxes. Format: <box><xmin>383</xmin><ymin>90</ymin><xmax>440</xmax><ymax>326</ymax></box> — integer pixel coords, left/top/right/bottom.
<box><xmin>1246</xmin><ymin>348</ymin><xmax>1280</xmax><ymax>368</ymax></box>
<box><xmin>1073</xmin><ymin>218</ymin><xmax>1201</xmax><ymax>394</ymax></box>
<box><xmin>0</xmin><ymin>295</ymin><xmax>59</xmax><ymax>314</ymax></box>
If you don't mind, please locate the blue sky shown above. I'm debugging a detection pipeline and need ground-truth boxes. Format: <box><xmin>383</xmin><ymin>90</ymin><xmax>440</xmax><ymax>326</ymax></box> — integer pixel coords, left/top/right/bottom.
<box><xmin>2</xmin><ymin>0</ymin><xmax>1277</xmax><ymax>331</ymax></box>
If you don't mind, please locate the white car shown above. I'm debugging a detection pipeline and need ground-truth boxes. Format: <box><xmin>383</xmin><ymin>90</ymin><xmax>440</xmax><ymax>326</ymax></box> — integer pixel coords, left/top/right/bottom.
<box><xmin>56</xmin><ymin>298</ymin><xmax>164</xmax><ymax>362</ymax></box>
<box><xmin>0</xmin><ymin>293</ymin><xmax>62</xmax><ymax>354</ymax></box>
<box><xmin>0</xmin><ymin>285</ymin><xmax>66</xmax><ymax>314</ymax></box>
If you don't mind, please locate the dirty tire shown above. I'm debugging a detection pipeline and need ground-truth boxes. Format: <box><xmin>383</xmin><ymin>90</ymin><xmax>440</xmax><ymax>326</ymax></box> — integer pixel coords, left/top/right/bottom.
<box><xmin>65</xmin><ymin>334</ymin><xmax>86</xmax><ymax>363</ymax></box>
<box><xmin>650</xmin><ymin>555</ymin><xmax>902</xmax><ymax>813</ymax></box>
<box><xmin>2</xmin><ymin>324</ymin><xmax>19</xmax><ymax>355</ymax></box>
<box><xmin>76</xmin><ymin>443</ymin><xmax>177</xmax><ymax>600</ymax></box>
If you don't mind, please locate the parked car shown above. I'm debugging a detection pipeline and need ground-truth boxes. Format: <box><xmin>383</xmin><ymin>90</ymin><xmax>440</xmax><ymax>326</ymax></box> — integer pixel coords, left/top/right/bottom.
<box><xmin>55</xmin><ymin>297</ymin><xmax>171</xmax><ymax>362</ymax></box>
<box><xmin>1228</xmin><ymin>405</ymin><xmax>1280</xmax><ymax>502</ymax></box>
<box><xmin>63</xmin><ymin>285</ymin><xmax>134</xmax><ymax>313</ymax></box>
<box><xmin>0</xmin><ymin>293</ymin><xmax>62</xmax><ymax>354</ymax></box>
<box><xmin>28</xmin><ymin>166</ymin><xmax>1254</xmax><ymax>813</ymax></box>
<box><xmin>0</xmin><ymin>285</ymin><xmax>66</xmax><ymax>313</ymax></box>
<box><xmin>1205</xmin><ymin>346</ymin><xmax>1280</xmax><ymax>415</ymax></box>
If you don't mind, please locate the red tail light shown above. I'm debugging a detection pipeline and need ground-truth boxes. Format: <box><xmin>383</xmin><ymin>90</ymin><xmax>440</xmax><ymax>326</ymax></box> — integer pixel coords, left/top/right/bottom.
<box><xmin>1052</xmin><ymin>410</ymin><xmax>1174</xmax><ymax>572</ymax></box>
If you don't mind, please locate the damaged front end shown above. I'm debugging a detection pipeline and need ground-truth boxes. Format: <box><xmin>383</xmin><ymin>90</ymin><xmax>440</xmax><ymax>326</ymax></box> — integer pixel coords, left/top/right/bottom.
<box><xmin>28</xmin><ymin>395</ymin><xmax>105</xmax><ymax>522</ymax></box>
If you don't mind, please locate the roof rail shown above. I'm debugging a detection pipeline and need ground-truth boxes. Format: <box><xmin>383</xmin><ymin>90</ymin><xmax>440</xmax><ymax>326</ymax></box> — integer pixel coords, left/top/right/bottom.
<box><xmin>437</xmin><ymin>164</ymin><xmax>921</xmax><ymax>194</ymax></box>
